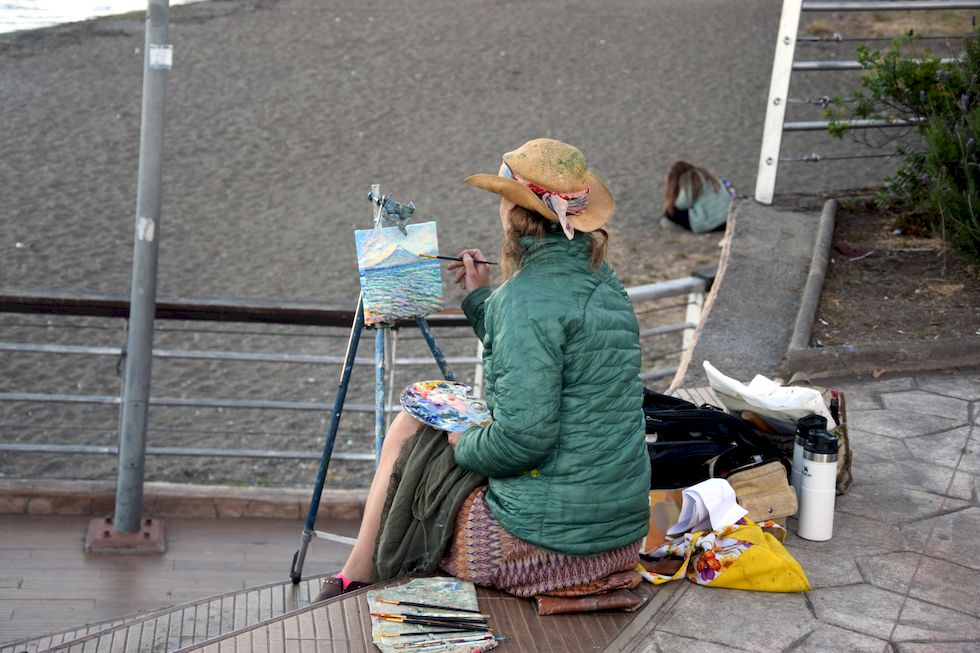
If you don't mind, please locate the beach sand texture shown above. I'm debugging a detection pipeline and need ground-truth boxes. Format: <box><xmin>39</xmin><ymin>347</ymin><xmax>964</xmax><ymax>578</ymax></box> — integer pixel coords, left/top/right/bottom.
<box><xmin>0</xmin><ymin>0</ymin><xmax>904</xmax><ymax>487</ymax></box>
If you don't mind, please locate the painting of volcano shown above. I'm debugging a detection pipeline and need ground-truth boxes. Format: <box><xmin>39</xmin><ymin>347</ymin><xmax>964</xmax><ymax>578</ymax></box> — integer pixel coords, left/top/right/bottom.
<box><xmin>354</xmin><ymin>221</ymin><xmax>443</xmax><ymax>325</ymax></box>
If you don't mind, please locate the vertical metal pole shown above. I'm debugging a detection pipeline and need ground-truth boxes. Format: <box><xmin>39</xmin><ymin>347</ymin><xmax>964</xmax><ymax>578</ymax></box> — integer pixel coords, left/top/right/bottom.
<box><xmin>114</xmin><ymin>0</ymin><xmax>172</xmax><ymax>533</ymax></box>
<box><xmin>755</xmin><ymin>0</ymin><xmax>803</xmax><ymax>204</ymax></box>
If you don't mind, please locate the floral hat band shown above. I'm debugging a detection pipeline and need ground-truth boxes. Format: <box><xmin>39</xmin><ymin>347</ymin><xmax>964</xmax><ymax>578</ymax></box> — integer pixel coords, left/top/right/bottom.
<box><xmin>500</xmin><ymin>163</ymin><xmax>590</xmax><ymax>240</ymax></box>
<box><xmin>464</xmin><ymin>138</ymin><xmax>615</xmax><ymax>236</ymax></box>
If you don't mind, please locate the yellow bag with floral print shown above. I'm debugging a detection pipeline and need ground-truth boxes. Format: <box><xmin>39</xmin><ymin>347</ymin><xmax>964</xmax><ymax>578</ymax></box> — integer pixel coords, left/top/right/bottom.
<box><xmin>638</xmin><ymin>518</ymin><xmax>810</xmax><ymax>593</ymax></box>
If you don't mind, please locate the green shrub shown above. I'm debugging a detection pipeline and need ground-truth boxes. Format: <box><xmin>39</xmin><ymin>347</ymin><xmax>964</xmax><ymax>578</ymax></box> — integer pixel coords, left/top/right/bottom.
<box><xmin>826</xmin><ymin>29</ymin><xmax>980</xmax><ymax>260</ymax></box>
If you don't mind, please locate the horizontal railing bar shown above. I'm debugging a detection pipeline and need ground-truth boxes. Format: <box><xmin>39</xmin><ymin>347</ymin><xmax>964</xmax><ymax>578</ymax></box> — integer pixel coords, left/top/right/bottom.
<box><xmin>627</xmin><ymin>277</ymin><xmax>705</xmax><ymax>302</ymax></box>
<box><xmin>794</xmin><ymin>57</ymin><xmax>957</xmax><ymax>71</ymax></box>
<box><xmin>639</xmin><ymin>322</ymin><xmax>696</xmax><ymax>338</ymax></box>
<box><xmin>0</xmin><ymin>288</ymin><xmax>469</xmax><ymax>328</ymax></box>
<box><xmin>0</xmin><ymin>391</ymin><xmax>398</xmax><ymax>413</ymax></box>
<box><xmin>802</xmin><ymin>1</ymin><xmax>980</xmax><ymax>11</ymax></box>
<box><xmin>0</xmin><ymin>342</ymin><xmax>479</xmax><ymax>367</ymax></box>
<box><xmin>784</xmin><ymin>117</ymin><xmax>923</xmax><ymax>131</ymax></box>
<box><xmin>0</xmin><ymin>442</ymin><xmax>375</xmax><ymax>461</ymax></box>
<box><xmin>639</xmin><ymin>366</ymin><xmax>679</xmax><ymax>381</ymax></box>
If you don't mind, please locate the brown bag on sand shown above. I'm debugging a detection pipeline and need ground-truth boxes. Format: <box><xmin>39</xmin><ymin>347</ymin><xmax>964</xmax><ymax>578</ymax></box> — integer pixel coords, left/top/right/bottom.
<box><xmin>726</xmin><ymin>460</ymin><xmax>798</xmax><ymax>526</ymax></box>
<box><xmin>534</xmin><ymin>589</ymin><xmax>644</xmax><ymax>615</ymax></box>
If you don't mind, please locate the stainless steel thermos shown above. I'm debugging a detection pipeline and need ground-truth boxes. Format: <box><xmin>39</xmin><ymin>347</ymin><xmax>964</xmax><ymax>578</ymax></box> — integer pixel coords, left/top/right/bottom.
<box><xmin>792</xmin><ymin>415</ymin><xmax>827</xmax><ymax>505</ymax></box>
<box><xmin>796</xmin><ymin>429</ymin><xmax>839</xmax><ymax>541</ymax></box>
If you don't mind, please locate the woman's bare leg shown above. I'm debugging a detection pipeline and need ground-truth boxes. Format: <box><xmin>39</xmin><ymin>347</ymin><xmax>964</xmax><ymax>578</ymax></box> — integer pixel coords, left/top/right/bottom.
<box><xmin>338</xmin><ymin>411</ymin><xmax>424</xmax><ymax>582</ymax></box>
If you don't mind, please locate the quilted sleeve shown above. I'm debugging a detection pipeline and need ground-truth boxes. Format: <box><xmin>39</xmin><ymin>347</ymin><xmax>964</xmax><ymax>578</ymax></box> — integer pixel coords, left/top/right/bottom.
<box><xmin>461</xmin><ymin>286</ymin><xmax>492</xmax><ymax>341</ymax></box>
<box><xmin>454</xmin><ymin>296</ymin><xmax>564</xmax><ymax>477</ymax></box>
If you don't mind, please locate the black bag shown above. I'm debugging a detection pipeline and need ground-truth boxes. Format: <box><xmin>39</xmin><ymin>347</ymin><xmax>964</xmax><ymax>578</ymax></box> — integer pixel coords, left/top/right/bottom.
<box><xmin>643</xmin><ymin>389</ymin><xmax>789</xmax><ymax>490</ymax></box>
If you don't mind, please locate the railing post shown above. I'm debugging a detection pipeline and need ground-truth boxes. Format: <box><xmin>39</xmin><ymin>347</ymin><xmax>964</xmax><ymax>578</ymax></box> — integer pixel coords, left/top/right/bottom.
<box><xmin>755</xmin><ymin>0</ymin><xmax>803</xmax><ymax>204</ymax></box>
<box><xmin>114</xmin><ymin>0</ymin><xmax>172</xmax><ymax>534</ymax></box>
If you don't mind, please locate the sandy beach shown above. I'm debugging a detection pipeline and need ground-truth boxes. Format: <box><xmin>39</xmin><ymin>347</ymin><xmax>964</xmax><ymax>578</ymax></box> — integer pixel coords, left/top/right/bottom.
<box><xmin>0</xmin><ymin>0</ymin><xmax>899</xmax><ymax>488</ymax></box>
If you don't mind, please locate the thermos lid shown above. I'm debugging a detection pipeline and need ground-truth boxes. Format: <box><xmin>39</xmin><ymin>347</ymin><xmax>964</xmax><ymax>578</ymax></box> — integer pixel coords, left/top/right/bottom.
<box><xmin>796</xmin><ymin>414</ymin><xmax>827</xmax><ymax>436</ymax></box>
<box><xmin>803</xmin><ymin>430</ymin><xmax>839</xmax><ymax>456</ymax></box>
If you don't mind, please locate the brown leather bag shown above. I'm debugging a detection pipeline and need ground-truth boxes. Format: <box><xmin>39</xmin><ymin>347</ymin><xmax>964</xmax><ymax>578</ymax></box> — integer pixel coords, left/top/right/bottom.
<box><xmin>725</xmin><ymin>460</ymin><xmax>798</xmax><ymax>525</ymax></box>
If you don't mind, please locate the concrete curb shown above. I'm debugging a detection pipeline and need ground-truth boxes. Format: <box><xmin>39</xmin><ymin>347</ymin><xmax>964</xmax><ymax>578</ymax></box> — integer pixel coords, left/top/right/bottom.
<box><xmin>0</xmin><ymin>478</ymin><xmax>367</xmax><ymax>521</ymax></box>
<box><xmin>785</xmin><ymin>198</ymin><xmax>980</xmax><ymax>379</ymax></box>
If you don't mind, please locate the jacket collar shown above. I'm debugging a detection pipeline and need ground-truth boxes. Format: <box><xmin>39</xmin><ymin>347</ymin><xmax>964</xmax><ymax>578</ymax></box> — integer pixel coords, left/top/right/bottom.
<box><xmin>517</xmin><ymin>231</ymin><xmax>591</xmax><ymax>266</ymax></box>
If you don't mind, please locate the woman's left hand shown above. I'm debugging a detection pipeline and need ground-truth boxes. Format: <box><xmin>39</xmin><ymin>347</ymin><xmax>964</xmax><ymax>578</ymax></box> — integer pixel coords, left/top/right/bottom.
<box><xmin>447</xmin><ymin>431</ymin><xmax>463</xmax><ymax>448</ymax></box>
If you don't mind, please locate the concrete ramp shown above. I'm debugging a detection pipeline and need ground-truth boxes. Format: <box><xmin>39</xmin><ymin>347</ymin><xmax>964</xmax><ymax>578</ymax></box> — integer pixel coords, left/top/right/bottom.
<box><xmin>672</xmin><ymin>199</ymin><xmax>821</xmax><ymax>389</ymax></box>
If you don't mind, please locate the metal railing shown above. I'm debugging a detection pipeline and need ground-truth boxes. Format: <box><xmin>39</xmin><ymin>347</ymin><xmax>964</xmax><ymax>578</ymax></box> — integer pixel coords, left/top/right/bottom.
<box><xmin>0</xmin><ymin>277</ymin><xmax>708</xmax><ymax>471</ymax></box>
<box><xmin>755</xmin><ymin>0</ymin><xmax>980</xmax><ymax>203</ymax></box>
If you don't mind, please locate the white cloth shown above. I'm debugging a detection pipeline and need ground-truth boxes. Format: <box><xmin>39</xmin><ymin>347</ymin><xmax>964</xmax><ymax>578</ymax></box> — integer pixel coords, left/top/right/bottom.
<box><xmin>703</xmin><ymin>361</ymin><xmax>837</xmax><ymax>428</ymax></box>
<box><xmin>666</xmin><ymin>478</ymin><xmax>748</xmax><ymax>536</ymax></box>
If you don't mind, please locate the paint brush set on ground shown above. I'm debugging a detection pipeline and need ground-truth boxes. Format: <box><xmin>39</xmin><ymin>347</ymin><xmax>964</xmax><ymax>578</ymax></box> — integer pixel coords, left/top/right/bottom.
<box><xmin>367</xmin><ymin>577</ymin><xmax>501</xmax><ymax>652</ymax></box>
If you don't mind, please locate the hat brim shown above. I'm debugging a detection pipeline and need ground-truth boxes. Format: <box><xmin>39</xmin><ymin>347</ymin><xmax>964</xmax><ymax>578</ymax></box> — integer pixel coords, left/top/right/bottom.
<box><xmin>464</xmin><ymin>171</ymin><xmax>614</xmax><ymax>233</ymax></box>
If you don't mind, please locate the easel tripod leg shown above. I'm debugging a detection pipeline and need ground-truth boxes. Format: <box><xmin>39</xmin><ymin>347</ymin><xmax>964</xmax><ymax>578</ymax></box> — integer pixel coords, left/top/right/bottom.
<box><xmin>290</xmin><ymin>298</ymin><xmax>365</xmax><ymax>584</ymax></box>
<box><xmin>416</xmin><ymin>317</ymin><xmax>456</xmax><ymax>382</ymax></box>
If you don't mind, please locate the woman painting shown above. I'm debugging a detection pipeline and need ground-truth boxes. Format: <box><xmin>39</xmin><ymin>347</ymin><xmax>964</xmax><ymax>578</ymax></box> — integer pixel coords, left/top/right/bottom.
<box><xmin>315</xmin><ymin>138</ymin><xmax>650</xmax><ymax>602</ymax></box>
<box><xmin>662</xmin><ymin>160</ymin><xmax>733</xmax><ymax>233</ymax></box>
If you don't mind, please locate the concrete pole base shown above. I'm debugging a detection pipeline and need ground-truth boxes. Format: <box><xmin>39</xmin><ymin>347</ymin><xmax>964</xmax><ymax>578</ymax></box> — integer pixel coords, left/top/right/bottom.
<box><xmin>84</xmin><ymin>515</ymin><xmax>166</xmax><ymax>555</ymax></box>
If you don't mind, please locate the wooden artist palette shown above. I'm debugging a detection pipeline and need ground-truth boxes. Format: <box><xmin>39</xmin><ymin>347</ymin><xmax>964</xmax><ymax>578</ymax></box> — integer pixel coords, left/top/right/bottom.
<box><xmin>400</xmin><ymin>380</ymin><xmax>491</xmax><ymax>432</ymax></box>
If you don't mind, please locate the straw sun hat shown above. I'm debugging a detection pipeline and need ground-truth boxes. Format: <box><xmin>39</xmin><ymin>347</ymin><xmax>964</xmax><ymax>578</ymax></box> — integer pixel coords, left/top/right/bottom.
<box><xmin>464</xmin><ymin>138</ymin><xmax>615</xmax><ymax>237</ymax></box>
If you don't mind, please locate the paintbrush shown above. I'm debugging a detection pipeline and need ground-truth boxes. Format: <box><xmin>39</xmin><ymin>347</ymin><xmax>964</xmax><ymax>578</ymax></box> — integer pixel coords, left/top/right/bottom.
<box><xmin>378</xmin><ymin>629</ymin><xmax>476</xmax><ymax>638</ymax></box>
<box><xmin>392</xmin><ymin>633</ymin><xmax>499</xmax><ymax>649</ymax></box>
<box><xmin>418</xmin><ymin>253</ymin><xmax>497</xmax><ymax>265</ymax></box>
<box><xmin>376</xmin><ymin>598</ymin><xmax>485</xmax><ymax>614</ymax></box>
<box><xmin>372</xmin><ymin>615</ymin><xmax>490</xmax><ymax>632</ymax></box>
<box><xmin>374</xmin><ymin>611</ymin><xmax>488</xmax><ymax>622</ymax></box>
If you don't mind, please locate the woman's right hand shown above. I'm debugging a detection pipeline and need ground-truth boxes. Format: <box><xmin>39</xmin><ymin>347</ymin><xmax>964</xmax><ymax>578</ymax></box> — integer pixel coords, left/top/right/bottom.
<box><xmin>448</xmin><ymin>249</ymin><xmax>491</xmax><ymax>291</ymax></box>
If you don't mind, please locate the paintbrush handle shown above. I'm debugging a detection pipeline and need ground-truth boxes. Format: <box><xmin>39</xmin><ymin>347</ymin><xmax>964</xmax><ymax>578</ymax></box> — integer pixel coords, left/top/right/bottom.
<box><xmin>376</xmin><ymin>598</ymin><xmax>484</xmax><ymax>614</ymax></box>
<box><xmin>418</xmin><ymin>254</ymin><xmax>497</xmax><ymax>265</ymax></box>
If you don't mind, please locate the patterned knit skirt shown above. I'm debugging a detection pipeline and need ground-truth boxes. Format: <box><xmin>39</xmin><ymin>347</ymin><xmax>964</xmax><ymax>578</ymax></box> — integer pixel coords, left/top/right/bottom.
<box><xmin>438</xmin><ymin>486</ymin><xmax>641</xmax><ymax>598</ymax></box>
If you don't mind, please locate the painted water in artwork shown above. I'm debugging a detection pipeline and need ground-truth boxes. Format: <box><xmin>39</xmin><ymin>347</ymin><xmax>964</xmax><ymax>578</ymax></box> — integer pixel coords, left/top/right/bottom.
<box><xmin>354</xmin><ymin>221</ymin><xmax>443</xmax><ymax>325</ymax></box>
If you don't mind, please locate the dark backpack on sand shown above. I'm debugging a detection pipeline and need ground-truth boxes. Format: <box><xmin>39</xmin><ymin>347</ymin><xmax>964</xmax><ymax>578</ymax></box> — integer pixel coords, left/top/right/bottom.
<box><xmin>643</xmin><ymin>389</ymin><xmax>790</xmax><ymax>490</ymax></box>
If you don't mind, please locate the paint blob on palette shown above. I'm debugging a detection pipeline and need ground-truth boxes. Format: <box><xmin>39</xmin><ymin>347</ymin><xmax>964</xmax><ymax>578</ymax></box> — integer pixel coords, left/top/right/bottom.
<box><xmin>400</xmin><ymin>381</ymin><xmax>492</xmax><ymax>432</ymax></box>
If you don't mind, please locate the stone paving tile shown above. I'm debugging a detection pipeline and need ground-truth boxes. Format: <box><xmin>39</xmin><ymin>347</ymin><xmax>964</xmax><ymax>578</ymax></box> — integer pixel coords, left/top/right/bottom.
<box><xmin>654</xmin><ymin>587</ymin><xmax>814</xmax><ymax>651</ymax></box>
<box><xmin>956</xmin><ymin>430</ymin><xmax>980</xmax><ymax>476</ymax></box>
<box><xmin>835</xmin><ymin>483</ymin><xmax>965</xmax><ymax>523</ymax></box>
<box><xmin>908</xmin><ymin>556</ymin><xmax>980</xmax><ymax>617</ymax></box>
<box><xmin>841</xmin><ymin>377</ymin><xmax>917</xmax><ymax>395</ymax></box>
<box><xmin>892</xmin><ymin>596</ymin><xmax>980</xmax><ymax>642</ymax></box>
<box><xmin>854</xmin><ymin>552</ymin><xmax>922</xmax><ymax>595</ymax></box>
<box><xmin>894</xmin><ymin>642</ymin><xmax>980</xmax><ymax>653</ymax></box>
<box><xmin>848</xmin><ymin>409</ymin><xmax>966</xmax><ymax>440</ymax></box>
<box><xmin>787</xmin><ymin>514</ymin><xmax>905</xmax><ymax>558</ymax></box>
<box><xmin>850</xmin><ymin>429</ymin><xmax>910</xmax><ymax>462</ymax></box>
<box><xmin>947</xmin><ymin>470</ymin><xmax>978</xmax><ymax>501</ymax></box>
<box><xmin>795</xmin><ymin>624</ymin><xmax>891</xmax><ymax>653</ymax></box>
<box><xmin>837</xmin><ymin>389</ymin><xmax>882</xmax><ymax>412</ymax></box>
<box><xmin>880</xmin><ymin>391</ymin><xmax>972</xmax><ymax>423</ymax></box>
<box><xmin>903</xmin><ymin>427</ymin><xmax>973</xmax><ymax>471</ymax></box>
<box><xmin>628</xmin><ymin>631</ymin><xmax>746</xmax><ymax>653</ymax></box>
<box><xmin>808</xmin><ymin>584</ymin><xmax>905</xmax><ymax>640</ymax></box>
<box><xmin>916</xmin><ymin>373</ymin><xmax>980</xmax><ymax>401</ymax></box>
<box><xmin>790</xmin><ymin>546</ymin><xmax>862</xmax><ymax>589</ymax></box>
<box><xmin>900</xmin><ymin>507</ymin><xmax>980</xmax><ymax>572</ymax></box>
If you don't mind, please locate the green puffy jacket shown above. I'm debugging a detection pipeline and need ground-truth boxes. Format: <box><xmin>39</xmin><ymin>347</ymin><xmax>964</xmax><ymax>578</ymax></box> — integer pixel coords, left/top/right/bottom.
<box><xmin>455</xmin><ymin>231</ymin><xmax>650</xmax><ymax>555</ymax></box>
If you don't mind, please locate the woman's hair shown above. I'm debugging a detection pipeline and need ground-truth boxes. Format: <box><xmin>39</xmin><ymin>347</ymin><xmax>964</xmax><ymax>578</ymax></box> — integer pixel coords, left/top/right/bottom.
<box><xmin>501</xmin><ymin>205</ymin><xmax>608</xmax><ymax>278</ymax></box>
<box><xmin>663</xmin><ymin>161</ymin><xmax>722</xmax><ymax>214</ymax></box>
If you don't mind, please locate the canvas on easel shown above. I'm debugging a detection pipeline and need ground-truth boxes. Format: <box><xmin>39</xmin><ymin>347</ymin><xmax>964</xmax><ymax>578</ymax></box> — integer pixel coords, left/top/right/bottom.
<box><xmin>354</xmin><ymin>221</ymin><xmax>443</xmax><ymax>325</ymax></box>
